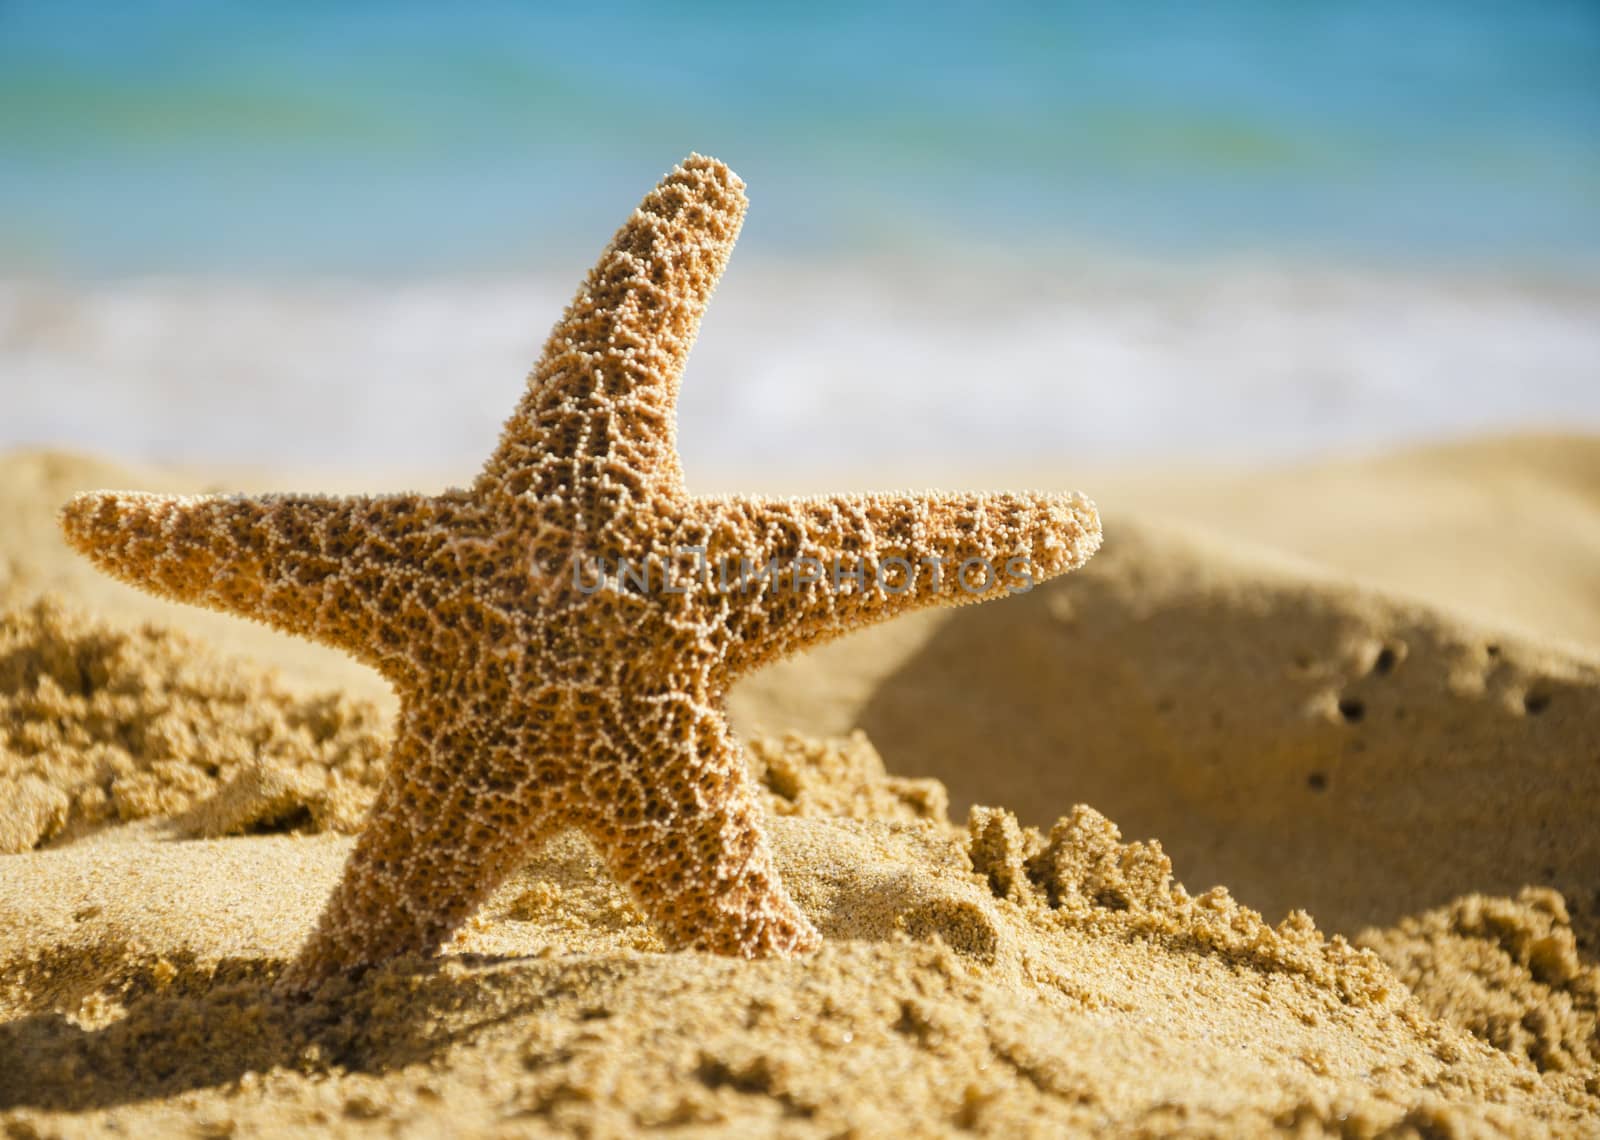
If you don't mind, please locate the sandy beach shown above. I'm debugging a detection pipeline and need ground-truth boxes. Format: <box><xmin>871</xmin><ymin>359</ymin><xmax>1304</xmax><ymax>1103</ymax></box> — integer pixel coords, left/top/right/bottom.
<box><xmin>6</xmin><ymin>2</ymin><xmax>1599</xmax><ymax>1133</ymax></box>
<box><xmin>2</xmin><ymin>436</ymin><xmax>1596</xmax><ymax>1136</ymax></box>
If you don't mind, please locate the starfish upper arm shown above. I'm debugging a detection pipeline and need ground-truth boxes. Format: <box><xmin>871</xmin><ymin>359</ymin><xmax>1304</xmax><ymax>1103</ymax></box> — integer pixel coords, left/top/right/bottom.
<box><xmin>476</xmin><ymin>155</ymin><xmax>748</xmax><ymax>508</ymax></box>
<box><xmin>708</xmin><ymin>490</ymin><xmax>1101</xmax><ymax>676</ymax></box>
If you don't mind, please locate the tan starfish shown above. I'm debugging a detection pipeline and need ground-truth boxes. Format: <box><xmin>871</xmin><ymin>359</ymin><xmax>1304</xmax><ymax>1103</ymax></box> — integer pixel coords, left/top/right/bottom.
<box><xmin>59</xmin><ymin>155</ymin><xmax>1101</xmax><ymax>991</ymax></box>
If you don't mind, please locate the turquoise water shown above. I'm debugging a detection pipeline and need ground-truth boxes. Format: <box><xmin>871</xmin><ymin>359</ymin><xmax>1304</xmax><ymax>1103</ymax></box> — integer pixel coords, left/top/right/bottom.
<box><xmin>2</xmin><ymin>1</ymin><xmax>1597</xmax><ymax>274</ymax></box>
<box><xmin>4</xmin><ymin>4</ymin><xmax>1598</xmax><ymax>470</ymax></box>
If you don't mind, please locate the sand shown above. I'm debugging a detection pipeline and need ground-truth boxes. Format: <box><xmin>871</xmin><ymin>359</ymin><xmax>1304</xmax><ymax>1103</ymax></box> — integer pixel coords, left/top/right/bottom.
<box><xmin>1</xmin><ymin>439</ymin><xmax>1598</xmax><ymax>1137</ymax></box>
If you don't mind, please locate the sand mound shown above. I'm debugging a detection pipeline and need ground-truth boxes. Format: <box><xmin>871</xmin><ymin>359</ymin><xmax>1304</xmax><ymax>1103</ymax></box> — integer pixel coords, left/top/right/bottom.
<box><xmin>1360</xmin><ymin>888</ymin><xmax>1599</xmax><ymax>1078</ymax></box>
<box><xmin>0</xmin><ymin>596</ymin><xmax>389</xmax><ymax>850</ymax></box>
<box><xmin>1096</xmin><ymin>433</ymin><xmax>1600</xmax><ymax>652</ymax></box>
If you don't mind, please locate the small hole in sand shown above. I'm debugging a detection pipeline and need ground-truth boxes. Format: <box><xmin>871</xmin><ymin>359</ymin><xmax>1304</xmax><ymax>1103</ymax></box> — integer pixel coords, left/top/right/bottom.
<box><xmin>244</xmin><ymin>803</ymin><xmax>314</xmax><ymax>835</ymax></box>
<box><xmin>1337</xmin><ymin>697</ymin><xmax>1365</xmax><ymax>724</ymax></box>
<box><xmin>1307</xmin><ymin>771</ymin><xmax>1328</xmax><ymax>792</ymax></box>
<box><xmin>1486</xmin><ymin>644</ymin><xmax>1501</xmax><ymax>658</ymax></box>
<box><xmin>1524</xmin><ymin>691</ymin><xmax>1550</xmax><ymax>715</ymax></box>
<box><xmin>1372</xmin><ymin>647</ymin><xmax>1398</xmax><ymax>676</ymax></box>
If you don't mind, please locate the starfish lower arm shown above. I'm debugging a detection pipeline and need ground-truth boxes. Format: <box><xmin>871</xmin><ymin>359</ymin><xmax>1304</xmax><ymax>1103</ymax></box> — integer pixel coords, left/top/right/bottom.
<box><xmin>281</xmin><ymin>711</ymin><xmax>562</xmax><ymax>991</ymax></box>
<box><xmin>577</xmin><ymin>693</ymin><xmax>818</xmax><ymax>956</ymax></box>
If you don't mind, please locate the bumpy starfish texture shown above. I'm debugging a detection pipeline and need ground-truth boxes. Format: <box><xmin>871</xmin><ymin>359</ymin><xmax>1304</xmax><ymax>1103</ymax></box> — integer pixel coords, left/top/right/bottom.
<box><xmin>60</xmin><ymin>155</ymin><xmax>1101</xmax><ymax>991</ymax></box>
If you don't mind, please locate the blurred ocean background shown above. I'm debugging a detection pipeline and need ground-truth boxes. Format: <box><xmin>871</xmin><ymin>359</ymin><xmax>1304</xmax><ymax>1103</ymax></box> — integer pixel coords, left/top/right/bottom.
<box><xmin>2</xmin><ymin>1</ymin><xmax>1597</xmax><ymax>476</ymax></box>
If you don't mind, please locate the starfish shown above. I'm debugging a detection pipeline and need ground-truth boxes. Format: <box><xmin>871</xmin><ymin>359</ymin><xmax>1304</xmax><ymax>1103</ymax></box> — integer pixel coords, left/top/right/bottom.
<box><xmin>59</xmin><ymin>155</ymin><xmax>1101</xmax><ymax>991</ymax></box>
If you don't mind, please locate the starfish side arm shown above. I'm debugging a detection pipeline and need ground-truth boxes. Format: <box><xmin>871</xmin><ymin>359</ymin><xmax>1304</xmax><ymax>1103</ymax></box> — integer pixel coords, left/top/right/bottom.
<box><xmin>580</xmin><ymin>695</ymin><xmax>820</xmax><ymax>957</ymax></box>
<box><xmin>477</xmin><ymin>154</ymin><xmax>748</xmax><ymax>508</ymax></box>
<box><xmin>708</xmin><ymin>490</ymin><xmax>1101</xmax><ymax>675</ymax></box>
<box><xmin>59</xmin><ymin>490</ymin><xmax>399</xmax><ymax>667</ymax></box>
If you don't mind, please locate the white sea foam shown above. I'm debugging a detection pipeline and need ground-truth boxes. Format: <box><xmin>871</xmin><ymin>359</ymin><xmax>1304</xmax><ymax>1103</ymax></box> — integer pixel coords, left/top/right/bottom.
<box><xmin>2</xmin><ymin>258</ymin><xmax>1597</xmax><ymax>479</ymax></box>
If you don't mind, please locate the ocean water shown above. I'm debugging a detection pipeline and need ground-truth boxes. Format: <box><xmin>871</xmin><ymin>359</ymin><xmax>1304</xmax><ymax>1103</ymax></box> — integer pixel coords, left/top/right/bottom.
<box><xmin>1</xmin><ymin>2</ymin><xmax>1597</xmax><ymax>471</ymax></box>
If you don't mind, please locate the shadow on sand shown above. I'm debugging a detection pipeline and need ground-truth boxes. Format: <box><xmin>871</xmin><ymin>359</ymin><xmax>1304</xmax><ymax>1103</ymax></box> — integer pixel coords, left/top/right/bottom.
<box><xmin>853</xmin><ymin>527</ymin><xmax>1600</xmax><ymax>947</ymax></box>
